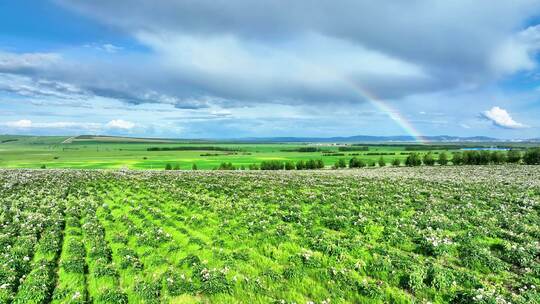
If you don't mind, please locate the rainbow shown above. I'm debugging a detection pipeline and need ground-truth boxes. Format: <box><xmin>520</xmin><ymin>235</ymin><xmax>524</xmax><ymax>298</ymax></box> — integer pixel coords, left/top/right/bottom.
<box><xmin>344</xmin><ymin>81</ymin><xmax>427</xmax><ymax>143</ymax></box>
<box><xmin>292</xmin><ymin>55</ymin><xmax>427</xmax><ymax>143</ymax></box>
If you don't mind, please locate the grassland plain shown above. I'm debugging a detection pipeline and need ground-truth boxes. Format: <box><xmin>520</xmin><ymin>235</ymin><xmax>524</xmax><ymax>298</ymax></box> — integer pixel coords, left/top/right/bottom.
<box><xmin>0</xmin><ymin>135</ymin><xmax>525</xmax><ymax>170</ymax></box>
<box><xmin>0</xmin><ymin>166</ymin><xmax>539</xmax><ymax>303</ymax></box>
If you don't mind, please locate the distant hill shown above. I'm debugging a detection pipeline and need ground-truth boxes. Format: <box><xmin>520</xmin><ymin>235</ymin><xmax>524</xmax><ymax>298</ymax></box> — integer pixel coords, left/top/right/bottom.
<box><xmin>235</xmin><ymin>135</ymin><xmax>500</xmax><ymax>143</ymax></box>
<box><xmin>65</xmin><ymin>135</ymin><xmax>177</xmax><ymax>144</ymax></box>
<box><xmin>1</xmin><ymin>134</ymin><xmax>526</xmax><ymax>144</ymax></box>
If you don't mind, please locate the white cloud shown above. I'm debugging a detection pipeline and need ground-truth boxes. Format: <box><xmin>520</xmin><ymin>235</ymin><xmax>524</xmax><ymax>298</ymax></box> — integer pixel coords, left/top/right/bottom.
<box><xmin>102</xmin><ymin>43</ymin><xmax>123</xmax><ymax>53</ymax></box>
<box><xmin>5</xmin><ymin>119</ymin><xmax>33</xmax><ymax>128</ymax></box>
<box><xmin>1</xmin><ymin>120</ymin><xmax>101</xmax><ymax>129</ymax></box>
<box><xmin>0</xmin><ymin>73</ymin><xmax>89</xmax><ymax>100</ymax></box>
<box><xmin>83</xmin><ymin>43</ymin><xmax>123</xmax><ymax>53</ymax></box>
<box><xmin>482</xmin><ymin>106</ymin><xmax>527</xmax><ymax>129</ymax></box>
<box><xmin>491</xmin><ymin>25</ymin><xmax>540</xmax><ymax>74</ymax></box>
<box><xmin>0</xmin><ymin>52</ymin><xmax>60</xmax><ymax>71</ymax></box>
<box><xmin>106</xmin><ymin>119</ymin><xmax>135</xmax><ymax>130</ymax></box>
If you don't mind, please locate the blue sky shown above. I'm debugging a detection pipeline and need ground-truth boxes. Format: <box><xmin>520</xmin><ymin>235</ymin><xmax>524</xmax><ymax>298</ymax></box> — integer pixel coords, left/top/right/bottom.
<box><xmin>1</xmin><ymin>0</ymin><xmax>540</xmax><ymax>139</ymax></box>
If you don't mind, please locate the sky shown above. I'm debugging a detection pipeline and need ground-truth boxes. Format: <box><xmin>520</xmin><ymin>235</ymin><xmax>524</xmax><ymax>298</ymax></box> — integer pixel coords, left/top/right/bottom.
<box><xmin>1</xmin><ymin>1</ymin><xmax>540</xmax><ymax>139</ymax></box>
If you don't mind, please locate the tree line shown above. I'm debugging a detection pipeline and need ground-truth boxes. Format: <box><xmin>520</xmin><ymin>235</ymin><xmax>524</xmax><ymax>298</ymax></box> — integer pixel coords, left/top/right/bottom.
<box><xmin>402</xmin><ymin>149</ymin><xmax>540</xmax><ymax>166</ymax></box>
<box><xmin>163</xmin><ymin>148</ymin><xmax>540</xmax><ymax>170</ymax></box>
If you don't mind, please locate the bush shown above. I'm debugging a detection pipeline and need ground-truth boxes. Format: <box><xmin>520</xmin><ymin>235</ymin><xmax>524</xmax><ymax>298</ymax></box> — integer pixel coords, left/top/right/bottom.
<box><xmin>260</xmin><ymin>160</ymin><xmax>284</xmax><ymax>170</ymax></box>
<box><xmin>391</xmin><ymin>158</ymin><xmax>401</xmax><ymax>166</ymax></box>
<box><xmin>164</xmin><ymin>163</ymin><xmax>172</xmax><ymax>170</ymax></box>
<box><xmin>192</xmin><ymin>163</ymin><xmax>198</xmax><ymax>170</ymax></box>
<box><xmin>523</xmin><ymin>148</ymin><xmax>540</xmax><ymax>165</ymax></box>
<box><xmin>349</xmin><ymin>157</ymin><xmax>366</xmax><ymax>168</ymax></box>
<box><xmin>422</xmin><ymin>152</ymin><xmax>435</xmax><ymax>166</ymax></box>
<box><xmin>306</xmin><ymin>159</ymin><xmax>317</xmax><ymax>169</ymax></box>
<box><xmin>506</xmin><ymin>150</ymin><xmax>521</xmax><ymax>163</ymax></box>
<box><xmin>334</xmin><ymin>158</ymin><xmax>347</xmax><ymax>169</ymax></box>
<box><xmin>452</xmin><ymin>152</ymin><xmax>463</xmax><ymax>165</ymax></box>
<box><xmin>438</xmin><ymin>152</ymin><xmax>449</xmax><ymax>165</ymax></box>
<box><xmin>248</xmin><ymin>163</ymin><xmax>259</xmax><ymax>170</ymax></box>
<box><xmin>218</xmin><ymin>162</ymin><xmax>236</xmax><ymax>170</ymax></box>
<box><xmin>405</xmin><ymin>153</ymin><xmax>422</xmax><ymax>166</ymax></box>
<box><xmin>378</xmin><ymin>157</ymin><xmax>386</xmax><ymax>167</ymax></box>
<box><xmin>285</xmin><ymin>162</ymin><xmax>296</xmax><ymax>170</ymax></box>
<box><xmin>296</xmin><ymin>160</ymin><xmax>305</xmax><ymax>170</ymax></box>
<box><xmin>489</xmin><ymin>151</ymin><xmax>506</xmax><ymax>164</ymax></box>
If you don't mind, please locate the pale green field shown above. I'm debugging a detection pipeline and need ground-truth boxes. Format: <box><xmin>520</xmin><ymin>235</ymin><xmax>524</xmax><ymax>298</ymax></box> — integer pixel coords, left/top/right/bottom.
<box><xmin>0</xmin><ymin>135</ymin><xmax>516</xmax><ymax>170</ymax></box>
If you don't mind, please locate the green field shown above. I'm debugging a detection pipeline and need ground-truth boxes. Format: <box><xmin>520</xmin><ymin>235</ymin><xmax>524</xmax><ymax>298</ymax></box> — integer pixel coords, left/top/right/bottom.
<box><xmin>1</xmin><ymin>167</ymin><xmax>539</xmax><ymax>303</ymax></box>
<box><xmin>0</xmin><ymin>135</ymin><xmax>527</xmax><ymax>170</ymax></box>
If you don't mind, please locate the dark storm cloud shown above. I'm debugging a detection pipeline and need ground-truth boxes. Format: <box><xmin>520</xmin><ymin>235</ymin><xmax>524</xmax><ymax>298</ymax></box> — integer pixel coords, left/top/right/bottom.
<box><xmin>57</xmin><ymin>0</ymin><xmax>540</xmax><ymax>73</ymax></box>
<box><xmin>3</xmin><ymin>0</ymin><xmax>540</xmax><ymax>111</ymax></box>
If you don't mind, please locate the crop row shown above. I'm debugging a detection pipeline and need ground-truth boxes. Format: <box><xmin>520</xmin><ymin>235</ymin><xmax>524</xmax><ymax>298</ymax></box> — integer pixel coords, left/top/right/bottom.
<box><xmin>0</xmin><ymin>167</ymin><xmax>538</xmax><ymax>303</ymax></box>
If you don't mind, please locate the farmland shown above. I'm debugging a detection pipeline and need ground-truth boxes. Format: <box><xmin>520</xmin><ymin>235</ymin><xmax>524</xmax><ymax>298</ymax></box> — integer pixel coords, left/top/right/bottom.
<box><xmin>1</xmin><ymin>166</ymin><xmax>539</xmax><ymax>303</ymax></box>
<box><xmin>0</xmin><ymin>135</ymin><xmax>536</xmax><ymax>170</ymax></box>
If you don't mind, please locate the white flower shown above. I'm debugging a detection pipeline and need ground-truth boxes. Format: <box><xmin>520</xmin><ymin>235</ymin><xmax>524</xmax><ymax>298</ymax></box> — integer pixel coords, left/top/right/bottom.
<box><xmin>72</xmin><ymin>291</ymin><xmax>81</xmax><ymax>300</ymax></box>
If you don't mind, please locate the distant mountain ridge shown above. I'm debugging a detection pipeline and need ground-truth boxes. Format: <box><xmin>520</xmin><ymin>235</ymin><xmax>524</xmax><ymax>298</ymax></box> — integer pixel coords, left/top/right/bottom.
<box><xmin>236</xmin><ymin>135</ymin><xmax>501</xmax><ymax>143</ymax></box>
<box><xmin>5</xmin><ymin>134</ymin><xmax>537</xmax><ymax>143</ymax></box>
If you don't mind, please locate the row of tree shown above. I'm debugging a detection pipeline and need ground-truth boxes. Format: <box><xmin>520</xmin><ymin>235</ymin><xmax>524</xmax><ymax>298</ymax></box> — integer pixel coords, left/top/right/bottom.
<box><xmin>164</xmin><ymin>148</ymin><xmax>540</xmax><ymax>170</ymax></box>
<box><xmin>164</xmin><ymin>163</ymin><xmax>198</xmax><ymax>170</ymax></box>
<box><xmin>260</xmin><ymin>159</ymin><xmax>325</xmax><ymax>170</ymax></box>
<box><xmin>403</xmin><ymin>149</ymin><xmax>540</xmax><ymax>166</ymax></box>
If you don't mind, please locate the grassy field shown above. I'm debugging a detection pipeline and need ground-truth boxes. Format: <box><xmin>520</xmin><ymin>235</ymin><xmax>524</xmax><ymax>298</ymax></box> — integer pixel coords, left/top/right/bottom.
<box><xmin>0</xmin><ymin>135</ymin><xmax>523</xmax><ymax>170</ymax></box>
<box><xmin>0</xmin><ymin>167</ymin><xmax>538</xmax><ymax>303</ymax></box>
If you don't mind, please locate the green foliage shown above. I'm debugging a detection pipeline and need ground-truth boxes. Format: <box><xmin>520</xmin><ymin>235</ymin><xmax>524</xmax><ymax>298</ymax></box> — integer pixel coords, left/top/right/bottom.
<box><xmin>523</xmin><ymin>148</ymin><xmax>540</xmax><ymax>165</ymax></box>
<box><xmin>349</xmin><ymin>157</ymin><xmax>366</xmax><ymax>168</ymax></box>
<box><xmin>405</xmin><ymin>153</ymin><xmax>422</xmax><ymax>166</ymax></box>
<box><xmin>423</xmin><ymin>152</ymin><xmax>435</xmax><ymax>166</ymax></box>
<box><xmin>338</xmin><ymin>146</ymin><xmax>369</xmax><ymax>151</ymax></box>
<box><xmin>260</xmin><ymin>160</ymin><xmax>284</xmax><ymax>170</ymax></box>
<box><xmin>0</xmin><ymin>167</ymin><xmax>538</xmax><ymax>303</ymax></box>
<box><xmin>438</xmin><ymin>151</ymin><xmax>449</xmax><ymax>165</ymax></box>
<box><xmin>284</xmin><ymin>161</ymin><xmax>296</xmax><ymax>170</ymax></box>
<box><xmin>134</xmin><ymin>279</ymin><xmax>161</xmax><ymax>303</ymax></box>
<box><xmin>97</xmin><ymin>290</ymin><xmax>129</xmax><ymax>304</ymax></box>
<box><xmin>507</xmin><ymin>149</ymin><xmax>521</xmax><ymax>163</ymax></box>
<box><xmin>218</xmin><ymin>162</ymin><xmax>236</xmax><ymax>170</ymax></box>
<box><xmin>378</xmin><ymin>156</ymin><xmax>386</xmax><ymax>167</ymax></box>
<box><xmin>452</xmin><ymin>152</ymin><xmax>463</xmax><ymax>165</ymax></box>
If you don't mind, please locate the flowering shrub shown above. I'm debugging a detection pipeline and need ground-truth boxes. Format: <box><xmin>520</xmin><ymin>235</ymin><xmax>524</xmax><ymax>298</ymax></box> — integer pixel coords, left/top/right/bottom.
<box><xmin>0</xmin><ymin>166</ymin><xmax>538</xmax><ymax>303</ymax></box>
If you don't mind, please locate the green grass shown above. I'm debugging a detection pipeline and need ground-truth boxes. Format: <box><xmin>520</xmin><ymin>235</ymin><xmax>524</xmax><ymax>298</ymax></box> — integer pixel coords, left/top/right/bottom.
<box><xmin>0</xmin><ymin>135</ymin><xmax>468</xmax><ymax>169</ymax></box>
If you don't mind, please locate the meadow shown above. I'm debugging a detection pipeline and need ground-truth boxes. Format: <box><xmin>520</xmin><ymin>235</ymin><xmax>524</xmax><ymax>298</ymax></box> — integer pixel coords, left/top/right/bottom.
<box><xmin>0</xmin><ymin>166</ymin><xmax>539</xmax><ymax>303</ymax></box>
<box><xmin>0</xmin><ymin>135</ymin><xmax>532</xmax><ymax>170</ymax></box>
